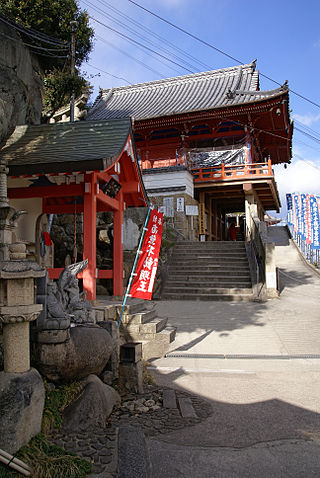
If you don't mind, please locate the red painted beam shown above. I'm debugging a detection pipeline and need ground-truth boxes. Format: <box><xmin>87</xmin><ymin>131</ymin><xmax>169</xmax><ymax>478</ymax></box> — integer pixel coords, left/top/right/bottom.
<box><xmin>48</xmin><ymin>268</ymin><xmax>84</xmax><ymax>280</ymax></box>
<box><xmin>8</xmin><ymin>184</ymin><xmax>83</xmax><ymax>199</ymax></box>
<box><xmin>96</xmin><ymin>190</ymin><xmax>120</xmax><ymax>210</ymax></box>
<box><xmin>97</xmin><ymin>270</ymin><xmax>113</xmax><ymax>279</ymax></box>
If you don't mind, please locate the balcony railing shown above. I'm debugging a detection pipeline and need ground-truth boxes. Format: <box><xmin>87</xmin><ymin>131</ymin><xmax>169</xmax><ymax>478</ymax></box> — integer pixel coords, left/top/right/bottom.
<box><xmin>191</xmin><ymin>159</ymin><xmax>273</xmax><ymax>183</ymax></box>
<box><xmin>140</xmin><ymin>156</ymin><xmax>273</xmax><ymax>183</ymax></box>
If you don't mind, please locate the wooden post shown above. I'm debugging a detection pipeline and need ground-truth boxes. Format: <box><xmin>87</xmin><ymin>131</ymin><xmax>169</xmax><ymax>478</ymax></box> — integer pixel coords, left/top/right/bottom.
<box><xmin>113</xmin><ymin>190</ymin><xmax>124</xmax><ymax>296</ymax></box>
<box><xmin>83</xmin><ymin>173</ymin><xmax>97</xmax><ymax>301</ymax></box>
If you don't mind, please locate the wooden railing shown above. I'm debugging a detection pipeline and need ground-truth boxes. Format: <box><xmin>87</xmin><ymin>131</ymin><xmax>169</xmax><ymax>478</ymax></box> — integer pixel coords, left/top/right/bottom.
<box><xmin>191</xmin><ymin>160</ymin><xmax>272</xmax><ymax>182</ymax></box>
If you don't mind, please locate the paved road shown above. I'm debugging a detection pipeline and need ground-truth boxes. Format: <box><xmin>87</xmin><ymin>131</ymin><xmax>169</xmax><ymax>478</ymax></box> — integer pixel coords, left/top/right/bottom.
<box><xmin>147</xmin><ymin>228</ymin><xmax>320</xmax><ymax>477</ymax></box>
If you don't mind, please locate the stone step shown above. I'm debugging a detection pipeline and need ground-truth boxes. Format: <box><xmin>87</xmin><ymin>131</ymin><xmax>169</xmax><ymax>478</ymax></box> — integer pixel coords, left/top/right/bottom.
<box><xmin>175</xmin><ymin>240</ymin><xmax>245</xmax><ymax>245</ymax></box>
<box><xmin>167</xmin><ymin>268</ymin><xmax>251</xmax><ymax>276</ymax></box>
<box><xmin>168</xmin><ymin>266</ymin><xmax>251</xmax><ymax>274</ymax></box>
<box><xmin>121</xmin><ymin>308</ymin><xmax>157</xmax><ymax>325</ymax></box>
<box><xmin>169</xmin><ymin>258</ymin><xmax>249</xmax><ymax>266</ymax></box>
<box><xmin>124</xmin><ymin>317</ymin><xmax>168</xmax><ymax>341</ymax></box>
<box><xmin>162</xmin><ymin>292</ymin><xmax>254</xmax><ymax>301</ymax></box>
<box><xmin>165</xmin><ymin>279</ymin><xmax>252</xmax><ymax>288</ymax></box>
<box><xmin>141</xmin><ymin>326</ymin><xmax>176</xmax><ymax>360</ymax></box>
<box><xmin>115</xmin><ymin>299</ymin><xmax>154</xmax><ymax>316</ymax></box>
<box><xmin>163</xmin><ymin>286</ymin><xmax>253</xmax><ymax>295</ymax></box>
<box><xmin>166</xmin><ymin>273</ymin><xmax>251</xmax><ymax>280</ymax></box>
<box><xmin>172</xmin><ymin>252</ymin><xmax>248</xmax><ymax>260</ymax></box>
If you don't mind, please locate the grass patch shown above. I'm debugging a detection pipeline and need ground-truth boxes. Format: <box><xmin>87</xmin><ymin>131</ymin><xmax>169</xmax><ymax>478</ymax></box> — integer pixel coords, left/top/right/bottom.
<box><xmin>143</xmin><ymin>361</ymin><xmax>155</xmax><ymax>385</ymax></box>
<box><xmin>42</xmin><ymin>381</ymin><xmax>82</xmax><ymax>435</ymax></box>
<box><xmin>0</xmin><ymin>434</ymin><xmax>92</xmax><ymax>478</ymax></box>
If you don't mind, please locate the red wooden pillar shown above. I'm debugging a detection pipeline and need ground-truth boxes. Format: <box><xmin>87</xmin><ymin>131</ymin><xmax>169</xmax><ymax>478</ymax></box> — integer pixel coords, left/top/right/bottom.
<box><xmin>83</xmin><ymin>173</ymin><xmax>97</xmax><ymax>301</ymax></box>
<box><xmin>113</xmin><ymin>190</ymin><xmax>124</xmax><ymax>296</ymax></box>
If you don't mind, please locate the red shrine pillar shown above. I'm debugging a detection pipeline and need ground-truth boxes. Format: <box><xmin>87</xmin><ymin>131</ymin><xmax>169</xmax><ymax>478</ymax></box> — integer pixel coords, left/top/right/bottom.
<box><xmin>113</xmin><ymin>190</ymin><xmax>124</xmax><ymax>296</ymax></box>
<box><xmin>83</xmin><ymin>173</ymin><xmax>97</xmax><ymax>301</ymax></box>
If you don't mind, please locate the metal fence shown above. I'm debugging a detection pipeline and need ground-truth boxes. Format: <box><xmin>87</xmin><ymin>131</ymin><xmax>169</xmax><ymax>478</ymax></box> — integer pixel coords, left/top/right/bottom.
<box><xmin>288</xmin><ymin>224</ymin><xmax>320</xmax><ymax>268</ymax></box>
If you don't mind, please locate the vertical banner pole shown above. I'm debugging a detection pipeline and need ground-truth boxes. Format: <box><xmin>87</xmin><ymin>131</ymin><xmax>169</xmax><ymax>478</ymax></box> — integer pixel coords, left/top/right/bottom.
<box><xmin>118</xmin><ymin>206</ymin><xmax>152</xmax><ymax>327</ymax></box>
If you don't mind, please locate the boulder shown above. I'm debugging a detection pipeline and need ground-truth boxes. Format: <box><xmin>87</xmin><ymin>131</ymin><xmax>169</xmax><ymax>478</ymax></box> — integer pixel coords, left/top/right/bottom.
<box><xmin>0</xmin><ymin>368</ymin><xmax>45</xmax><ymax>454</ymax></box>
<box><xmin>36</xmin><ymin>325</ymin><xmax>113</xmax><ymax>383</ymax></box>
<box><xmin>62</xmin><ymin>374</ymin><xmax>120</xmax><ymax>432</ymax></box>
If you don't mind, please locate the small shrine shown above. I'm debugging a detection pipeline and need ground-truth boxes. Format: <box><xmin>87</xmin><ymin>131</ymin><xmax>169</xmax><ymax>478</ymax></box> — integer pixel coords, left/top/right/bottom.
<box><xmin>1</xmin><ymin>118</ymin><xmax>148</xmax><ymax>300</ymax></box>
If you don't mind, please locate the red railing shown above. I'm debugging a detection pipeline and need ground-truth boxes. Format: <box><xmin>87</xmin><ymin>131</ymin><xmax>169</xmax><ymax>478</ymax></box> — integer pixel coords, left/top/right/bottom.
<box><xmin>191</xmin><ymin>160</ymin><xmax>273</xmax><ymax>182</ymax></box>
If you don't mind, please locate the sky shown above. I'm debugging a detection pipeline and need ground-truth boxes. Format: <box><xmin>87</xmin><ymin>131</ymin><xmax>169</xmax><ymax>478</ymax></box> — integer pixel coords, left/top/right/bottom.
<box><xmin>78</xmin><ymin>0</ymin><xmax>320</xmax><ymax>218</ymax></box>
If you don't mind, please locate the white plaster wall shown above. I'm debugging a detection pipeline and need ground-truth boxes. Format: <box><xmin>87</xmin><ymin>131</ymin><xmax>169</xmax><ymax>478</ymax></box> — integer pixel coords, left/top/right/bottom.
<box><xmin>9</xmin><ymin>198</ymin><xmax>42</xmax><ymax>242</ymax></box>
<box><xmin>142</xmin><ymin>170</ymin><xmax>194</xmax><ymax>197</ymax></box>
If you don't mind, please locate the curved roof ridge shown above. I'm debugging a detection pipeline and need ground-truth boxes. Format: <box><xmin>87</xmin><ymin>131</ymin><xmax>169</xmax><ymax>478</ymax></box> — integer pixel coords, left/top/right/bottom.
<box><xmin>100</xmin><ymin>62</ymin><xmax>256</xmax><ymax>97</ymax></box>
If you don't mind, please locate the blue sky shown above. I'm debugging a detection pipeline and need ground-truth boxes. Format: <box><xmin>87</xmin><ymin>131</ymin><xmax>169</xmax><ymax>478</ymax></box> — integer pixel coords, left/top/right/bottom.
<box><xmin>79</xmin><ymin>0</ymin><xmax>320</xmax><ymax>216</ymax></box>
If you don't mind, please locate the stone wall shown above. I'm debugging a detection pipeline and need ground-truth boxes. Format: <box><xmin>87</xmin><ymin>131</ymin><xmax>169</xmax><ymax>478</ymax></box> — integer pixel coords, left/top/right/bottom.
<box><xmin>0</xmin><ymin>21</ymin><xmax>42</xmax><ymax>146</ymax></box>
<box><xmin>150</xmin><ymin>193</ymin><xmax>200</xmax><ymax>241</ymax></box>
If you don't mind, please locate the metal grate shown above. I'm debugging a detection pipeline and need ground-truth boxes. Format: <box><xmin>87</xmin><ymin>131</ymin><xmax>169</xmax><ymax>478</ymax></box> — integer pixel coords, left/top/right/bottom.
<box><xmin>165</xmin><ymin>353</ymin><xmax>320</xmax><ymax>360</ymax></box>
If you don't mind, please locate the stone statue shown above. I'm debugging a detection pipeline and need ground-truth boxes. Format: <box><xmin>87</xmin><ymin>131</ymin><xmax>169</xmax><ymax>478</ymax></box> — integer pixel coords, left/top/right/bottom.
<box><xmin>57</xmin><ymin>260</ymin><xmax>93</xmax><ymax>324</ymax></box>
<box><xmin>47</xmin><ymin>282</ymin><xmax>70</xmax><ymax>320</ymax></box>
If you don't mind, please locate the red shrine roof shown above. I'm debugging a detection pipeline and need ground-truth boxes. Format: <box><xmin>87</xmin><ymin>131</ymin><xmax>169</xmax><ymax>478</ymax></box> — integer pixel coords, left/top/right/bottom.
<box><xmin>87</xmin><ymin>61</ymin><xmax>289</xmax><ymax>122</ymax></box>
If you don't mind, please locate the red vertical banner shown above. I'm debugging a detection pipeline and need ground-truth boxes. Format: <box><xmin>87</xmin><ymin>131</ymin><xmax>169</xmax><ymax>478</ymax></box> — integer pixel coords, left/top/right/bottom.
<box><xmin>130</xmin><ymin>209</ymin><xmax>163</xmax><ymax>300</ymax></box>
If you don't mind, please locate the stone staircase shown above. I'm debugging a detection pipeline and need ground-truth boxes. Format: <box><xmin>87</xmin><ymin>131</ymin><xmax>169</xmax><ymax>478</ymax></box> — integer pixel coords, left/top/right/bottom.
<box><xmin>162</xmin><ymin>240</ymin><xmax>254</xmax><ymax>301</ymax></box>
<box><xmin>119</xmin><ymin>300</ymin><xmax>176</xmax><ymax>360</ymax></box>
<box><xmin>93</xmin><ymin>298</ymin><xmax>176</xmax><ymax>360</ymax></box>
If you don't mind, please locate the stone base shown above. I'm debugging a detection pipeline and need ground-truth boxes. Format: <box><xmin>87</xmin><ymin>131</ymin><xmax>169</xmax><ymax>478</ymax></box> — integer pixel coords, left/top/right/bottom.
<box><xmin>37</xmin><ymin>329</ymin><xmax>70</xmax><ymax>344</ymax></box>
<box><xmin>0</xmin><ymin>368</ymin><xmax>45</xmax><ymax>454</ymax></box>
<box><xmin>119</xmin><ymin>361</ymin><xmax>143</xmax><ymax>394</ymax></box>
<box><xmin>35</xmin><ymin>325</ymin><xmax>114</xmax><ymax>383</ymax></box>
<box><xmin>266</xmin><ymin>287</ymin><xmax>279</xmax><ymax>299</ymax></box>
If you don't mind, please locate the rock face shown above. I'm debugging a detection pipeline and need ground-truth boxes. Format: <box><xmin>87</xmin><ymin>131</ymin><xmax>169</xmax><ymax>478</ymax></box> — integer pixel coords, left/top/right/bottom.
<box><xmin>36</xmin><ymin>325</ymin><xmax>114</xmax><ymax>383</ymax></box>
<box><xmin>62</xmin><ymin>374</ymin><xmax>120</xmax><ymax>432</ymax></box>
<box><xmin>0</xmin><ymin>21</ymin><xmax>42</xmax><ymax>147</ymax></box>
<box><xmin>0</xmin><ymin>368</ymin><xmax>45</xmax><ymax>454</ymax></box>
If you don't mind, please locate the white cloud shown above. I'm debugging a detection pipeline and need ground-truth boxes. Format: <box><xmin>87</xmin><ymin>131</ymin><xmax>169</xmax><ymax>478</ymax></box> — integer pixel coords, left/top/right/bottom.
<box><xmin>314</xmin><ymin>39</ymin><xmax>320</xmax><ymax>48</ymax></box>
<box><xmin>292</xmin><ymin>113</ymin><xmax>320</xmax><ymax>126</ymax></box>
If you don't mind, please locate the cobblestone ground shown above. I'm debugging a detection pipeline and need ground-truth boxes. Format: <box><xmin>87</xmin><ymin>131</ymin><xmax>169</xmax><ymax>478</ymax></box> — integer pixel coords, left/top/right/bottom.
<box><xmin>49</xmin><ymin>385</ymin><xmax>213</xmax><ymax>477</ymax></box>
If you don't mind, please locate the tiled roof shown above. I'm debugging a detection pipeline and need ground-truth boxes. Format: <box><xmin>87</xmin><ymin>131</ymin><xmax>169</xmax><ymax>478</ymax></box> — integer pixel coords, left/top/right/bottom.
<box><xmin>87</xmin><ymin>62</ymin><xmax>288</xmax><ymax>122</ymax></box>
<box><xmin>2</xmin><ymin>118</ymin><xmax>133</xmax><ymax>176</ymax></box>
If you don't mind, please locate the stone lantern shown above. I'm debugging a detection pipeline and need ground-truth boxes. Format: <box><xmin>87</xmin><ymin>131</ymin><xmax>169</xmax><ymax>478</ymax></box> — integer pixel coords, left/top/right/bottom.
<box><xmin>0</xmin><ymin>157</ymin><xmax>46</xmax><ymax>454</ymax></box>
<box><xmin>0</xmin><ymin>260</ymin><xmax>44</xmax><ymax>373</ymax></box>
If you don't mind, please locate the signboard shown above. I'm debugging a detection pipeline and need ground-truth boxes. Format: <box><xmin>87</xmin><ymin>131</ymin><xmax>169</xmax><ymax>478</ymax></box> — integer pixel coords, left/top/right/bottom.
<box><xmin>199</xmin><ymin>202</ymin><xmax>205</xmax><ymax>235</ymax></box>
<box><xmin>163</xmin><ymin>197</ymin><xmax>174</xmax><ymax>217</ymax></box>
<box><xmin>130</xmin><ymin>209</ymin><xmax>164</xmax><ymax>300</ymax></box>
<box><xmin>176</xmin><ymin>197</ymin><xmax>184</xmax><ymax>212</ymax></box>
<box><xmin>186</xmin><ymin>205</ymin><xmax>199</xmax><ymax>216</ymax></box>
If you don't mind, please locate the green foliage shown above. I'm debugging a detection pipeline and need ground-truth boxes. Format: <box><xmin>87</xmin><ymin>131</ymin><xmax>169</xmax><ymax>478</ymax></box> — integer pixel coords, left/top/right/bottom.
<box><xmin>42</xmin><ymin>381</ymin><xmax>82</xmax><ymax>435</ymax></box>
<box><xmin>0</xmin><ymin>434</ymin><xmax>92</xmax><ymax>478</ymax></box>
<box><xmin>0</xmin><ymin>0</ymin><xmax>94</xmax><ymax>118</ymax></box>
<box><xmin>0</xmin><ymin>0</ymin><xmax>93</xmax><ymax>68</ymax></box>
<box><xmin>42</xmin><ymin>68</ymin><xmax>90</xmax><ymax>119</ymax></box>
